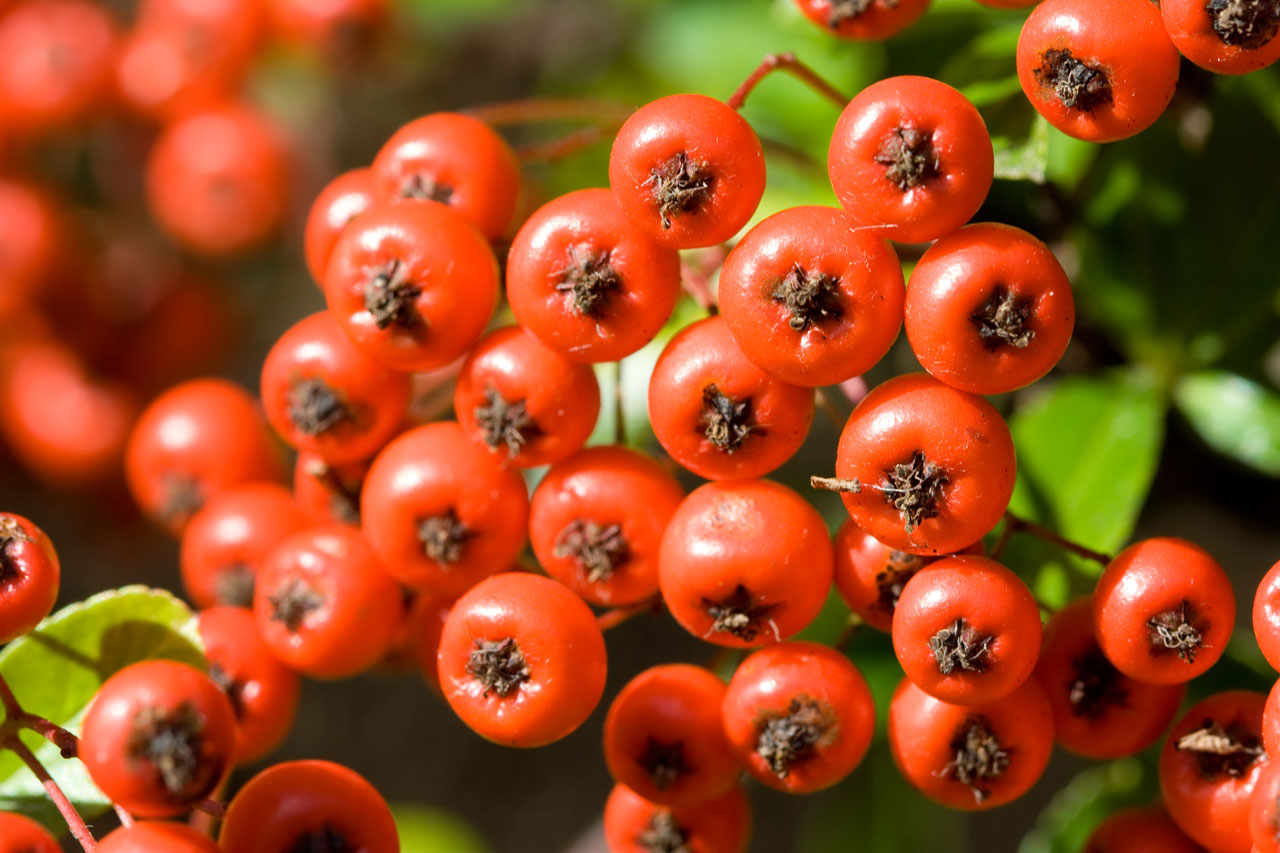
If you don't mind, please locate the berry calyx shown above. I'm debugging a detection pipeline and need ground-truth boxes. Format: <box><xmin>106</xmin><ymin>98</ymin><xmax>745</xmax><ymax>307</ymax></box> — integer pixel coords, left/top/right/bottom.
<box><xmin>417</xmin><ymin>510</ymin><xmax>472</xmax><ymax>565</ymax></box>
<box><xmin>929</xmin><ymin>618</ymin><xmax>993</xmax><ymax>675</ymax></box>
<box><xmin>286</xmin><ymin>377</ymin><xmax>351</xmax><ymax>438</ymax></box>
<box><xmin>881</xmin><ymin>450</ymin><xmax>949</xmax><ymax>535</ymax></box>
<box><xmin>473</xmin><ymin>386</ymin><xmax>538</xmax><ymax>457</ymax></box>
<box><xmin>646</xmin><ymin>152</ymin><xmax>712</xmax><ymax>229</ymax></box>
<box><xmin>700</xmin><ymin>385</ymin><xmax>756</xmax><ymax>454</ymax></box>
<box><xmin>363</xmin><ymin>259</ymin><xmax>419</xmax><ymax>330</ymax></box>
<box><xmin>702</xmin><ymin>584</ymin><xmax>780</xmax><ymax>642</ymax></box>
<box><xmin>874</xmin><ymin>126</ymin><xmax>939</xmax><ymax>190</ymax></box>
<box><xmin>754</xmin><ymin>695</ymin><xmax>834</xmax><ymax>778</ymax></box>
<box><xmin>941</xmin><ymin>716</ymin><xmax>1010</xmax><ymax>804</ymax></box>
<box><xmin>1173</xmin><ymin>719</ymin><xmax>1264</xmax><ymax>777</ymax></box>
<box><xmin>1207</xmin><ymin>0</ymin><xmax>1280</xmax><ymax>48</ymax></box>
<box><xmin>1033</xmin><ymin>48</ymin><xmax>1113</xmax><ymax>112</ymax></box>
<box><xmin>770</xmin><ymin>265</ymin><xmax>842</xmax><ymax>332</ymax></box>
<box><xmin>466</xmin><ymin>637</ymin><xmax>531</xmax><ymax>697</ymax></box>
<box><xmin>554</xmin><ymin>245</ymin><xmax>621</xmax><ymax>317</ymax></box>
<box><xmin>1146</xmin><ymin>600</ymin><xmax>1205</xmax><ymax>662</ymax></box>
<box><xmin>553</xmin><ymin>519</ymin><xmax>628</xmax><ymax>583</ymax></box>
<box><xmin>969</xmin><ymin>286</ymin><xmax>1035</xmax><ymax>350</ymax></box>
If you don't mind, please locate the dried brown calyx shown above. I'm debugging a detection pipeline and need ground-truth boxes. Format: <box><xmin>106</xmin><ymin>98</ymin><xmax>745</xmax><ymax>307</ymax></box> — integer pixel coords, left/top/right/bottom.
<box><xmin>874</xmin><ymin>126</ymin><xmax>940</xmax><ymax>191</ymax></box>
<box><xmin>127</xmin><ymin>701</ymin><xmax>219</xmax><ymax>802</ymax></box>
<box><xmin>555</xmin><ymin>245</ymin><xmax>622</xmax><ymax>318</ymax></box>
<box><xmin>754</xmin><ymin>694</ymin><xmax>835</xmax><ymax>778</ymax></box>
<box><xmin>214</xmin><ymin>562</ymin><xmax>256</xmax><ymax>608</ymax></box>
<box><xmin>876</xmin><ymin>552</ymin><xmax>926</xmax><ymax>616</ymax></box>
<box><xmin>288</xmin><ymin>377</ymin><xmax>352</xmax><ymax>437</ymax></box>
<box><xmin>645</xmin><ymin>152</ymin><xmax>712</xmax><ymax>229</ymax></box>
<box><xmin>880</xmin><ymin>450</ymin><xmax>949</xmax><ymax>534</ymax></box>
<box><xmin>0</xmin><ymin>517</ymin><xmax>30</xmax><ymax>585</ymax></box>
<box><xmin>929</xmin><ymin>618</ymin><xmax>994</xmax><ymax>675</ymax></box>
<box><xmin>941</xmin><ymin>716</ymin><xmax>1011</xmax><ymax>803</ymax></box>
<box><xmin>637</xmin><ymin>811</ymin><xmax>692</xmax><ymax>853</ymax></box>
<box><xmin>699</xmin><ymin>385</ymin><xmax>757</xmax><ymax>453</ymax></box>
<box><xmin>268</xmin><ymin>578</ymin><xmax>325</xmax><ymax>632</ymax></box>
<box><xmin>473</xmin><ymin>386</ymin><xmax>539</xmax><ymax>458</ymax></box>
<box><xmin>159</xmin><ymin>472</ymin><xmax>205</xmax><ymax>528</ymax></box>
<box><xmin>827</xmin><ymin>0</ymin><xmax>899</xmax><ymax>28</ymax></box>
<box><xmin>1034</xmin><ymin>48</ymin><xmax>1113</xmax><ymax>112</ymax></box>
<box><xmin>417</xmin><ymin>509</ymin><xmax>472</xmax><ymax>565</ymax></box>
<box><xmin>1147</xmin><ymin>600</ymin><xmax>1206</xmax><ymax>662</ymax></box>
<box><xmin>554</xmin><ymin>519</ymin><xmax>629</xmax><ymax>583</ymax></box>
<box><xmin>638</xmin><ymin>738</ymin><xmax>690</xmax><ymax>791</ymax></box>
<box><xmin>286</xmin><ymin>825</ymin><xmax>352</xmax><ymax>853</ymax></box>
<box><xmin>399</xmin><ymin>173</ymin><xmax>455</xmax><ymax>205</ymax></box>
<box><xmin>970</xmin><ymin>286</ymin><xmax>1036</xmax><ymax>350</ymax></box>
<box><xmin>1175</xmin><ymin>719</ymin><xmax>1265</xmax><ymax>778</ymax></box>
<box><xmin>467</xmin><ymin>637</ymin><xmax>530</xmax><ymax>697</ymax></box>
<box><xmin>1067</xmin><ymin>648</ymin><xmax>1129</xmax><ymax>719</ymax></box>
<box><xmin>702</xmin><ymin>584</ymin><xmax>779</xmax><ymax>641</ymax></box>
<box><xmin>1206</xmin><ymin>0</ymin><xmax>1280</xmax><ymax>49</ymax></box>
<box><xmin>771</xmin><ymin>265</ymin><xmax>843</xmax><ymax>332</ymax></box>
<box><xmin>363</xmin><ymin>259</ymin><xmax>421</xmax><ymax>330</ymax></box>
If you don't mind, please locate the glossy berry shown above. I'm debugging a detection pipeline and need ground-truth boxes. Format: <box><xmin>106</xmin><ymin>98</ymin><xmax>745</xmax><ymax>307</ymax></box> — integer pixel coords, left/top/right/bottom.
<box><xmin>218</xmin><ymin>760</ymin><xmax>399</xmax><ymax>853</ymax></box>
<box><xmin>1016</xmin><ymin>0</ymin><xmax>1181</xmax><ymax>143</ymax></box>
<box><xmin>1034</xmin><ymin>598</ymin><xmax>1185</xmax><ymax>760</ymax></box>
<box><xmin>437</xmin><ymin>572</ymin><xmax>607</xmax><ymax>747</ymax></box>
<box><xmin>659</xmin><ymin>479</ymin><xmax>832</xmax><ymax>648</ymax></box>
<box><xmin>454</xmin><ymin>326</ymin><xmax>600</xmax><ymax>468</ymax></box>
<box><xmin>826</xmin><ymin>373</ymin><xmax>1016</xmax><ymax>555</ymax></box>
<box><xmin>609</xmin><ymin>94</ymin><xmax>766</xmax><ymax>249</ymax></box>
<box><xmin>905</xmin><ymin>223</ymin><xmax>1075</xmax><ymax>395</ymax></box>
<box><xmin>407</xmin><ymin>592</ymin><xmax>453</xmax><ymax>691</ymax></box>
<box><xmin>888</xmin><ymin>677</ymin><xmax>1054</xmax><ymax>810</ymax></box>
<box><xmin>260</xmin><ymin>312</ymin><xmax>411</xmax><ymax>465</ymax></box>
<box><xmin>304</xmin><ymin>168</ymin><xmax>376</xmax><ymax>286</ymax></box>
<box><xmin>1162</xmin><ymin>0</ymin><xmax>1280</xmax><ymax>74</ymax></box>
<box><xmin>97</xmin><ymin>822</ymin><xmax>220</xmax><ymax>852</ymax></box>
<box><xmin>361</xmin><ymin>422</ymin><xmax>530</xmax><ymax>597</ymax></box>
<box><xmin>292</xmin><ymin>451</ymin><xmax>367</xmax><ymax>527</ymax></box>
<box><xmin>1093</xmin><ymin>537</ymin><xmax>1234</xmax><ymax>685</ymax></box>
<box><xmin>530</xmin><ymin>446</ymin><xmax>684</xmax><ymax>607</ymax></box>
<box><xmin>0</xmin><ymin>811</ymin><xmax>60</xmax><ymax>852</ymax></box>
<box><xmin>1159</xmin><ymin>690</ymin><xmax>1267</xmax><ymax>851</ymax></box>
<box><xmin>0</xmin><ymin>514</ymin><xmax>59</xmax><ymax>644</ymax></box>
<box><xmin>323</xmin><ymin>201</ymin><xmax>499</xmax><ymax>372</ymax></box>
<box><xmin>198</xmin><ymin>606</ymin><xmax>301</xmax><ymax>763</ymax></box>
<box><xmin>180</xmin><ymin>483</ymin><xmax>307</xmax><ymax>609</ymax></box>
<box><xmin>793</xmin><ymin>0</ymin><xmax>931</xmax><ymax>41</ymax></box>
<box><xmin>1082</xmin><ymin>806</ymin><xmax>1203</xmax><ymax>853</ymax></box>
<box><xmin>80</xmin><ymin>660</ymin><xmax>237</xmax><ymax>818</ymax></box>
<box><xmin>1253</xmin><ymin>559</ymin><xmax>1280</xmax><ymax>672</ymax></box>
<box><xmin>718</xmin><ymin>205</ymin><xmax>905</xmax><ymax>387</ymax></box>
<box><xmin>125</xmin><ymin>378</ymin><xmax>283</xmax><ymax>535</ymax></box>
<box><xmin>371</xmin><ymin>112</ymin><xmax>520</xmax><ymax>240</ymax></box>
<box><xmin>603</xmin><ymin>664</ymin><xmax>740</xmax><ymax>807</ymax></box>
<box><xmin>1264</xmin><ymin>676</ymin><xmax>1280</xmax><ymax>758</ymax></box>
<box><xmin>506</xmin><ymin>188</ymin><xmax>682</xmax><ymax>362</ymax></box>
<box><xmin>648</xmin><ymin>316</ymin><xmax>814</xmax><ymax>481</ymax></box>
<box><xmin>892</xmin><ymin>556</ymin><xmax>1041</xmax><ymax>706</ymax></box>
<box><xmin>721</xmin><ymin>642</ymin><xmax>875</xmax><ymax>793</ymax></box>
<box><xmin>829</xmin><ymin>76</ymin><xmax>993</xmax><ymax>245</ymax></box>
<box><xmin>603</xmin><ymin>783</ymin><xmax>751</xmax><ymax>853</ymax></box>
<box><xmin>1250</xmin><ymin>757</ymin><xmax>1280</xmax><ymax>853</ymax></box>
<box><xmin>252</xmin><ymin>525</ymin><xmax>403</xmax><ymax>679</ymax></box>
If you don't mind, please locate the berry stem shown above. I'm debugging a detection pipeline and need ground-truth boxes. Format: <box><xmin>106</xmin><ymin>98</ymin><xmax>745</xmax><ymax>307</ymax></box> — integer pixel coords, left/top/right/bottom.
<box><xmin>0</xmin><ymin>671</ymin><xmax>19</xmax><ymax>719</ymax></box>
<box><xmin>517</xmin><ymin>125</ymin><xmax>614</xmax><ymax>163</ymax></box>
<box><xmin>1003</xmin><ymin>511</ymin><xmax>1111</xmax><ymax>566</ymax></box>
<box><xmin>679</xmin><ymin>247</ymin><xmax>724</xmax><ymax>314</ymax></box>
<box><xmin>596</xmin><ymin>596</ymin><xmax>662</xmax><ymax>632</ymax></box>
<box><xmin>4</xmin><ymin>736</ymin><xmax>96</xmax><ymax>851</ymax></box>
<box><xmin>725</xmin><ymin>51</ymin><xmax>850</xmax><ymax>111</ymax></box>
<box><xmin>18</xmin><ymin>713</ymin><xmax>80</xmax><ymax>758</ymax></box>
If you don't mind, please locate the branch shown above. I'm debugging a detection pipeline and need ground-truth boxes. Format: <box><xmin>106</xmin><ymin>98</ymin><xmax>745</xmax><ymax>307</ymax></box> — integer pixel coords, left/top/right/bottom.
<box><xmin>726</xmin><ymin>51</ymin><xmax>850</xmax><ymax>111</ymax></box>
<box><xmin>1003</xmin><ymin>511</ymin><xmax>1112</xmax><ymax>566</ymax></box>
<box><xmin>5</xmin><ymin>736</ymin><xmax>96</xmax><ymax>851</ymax></box>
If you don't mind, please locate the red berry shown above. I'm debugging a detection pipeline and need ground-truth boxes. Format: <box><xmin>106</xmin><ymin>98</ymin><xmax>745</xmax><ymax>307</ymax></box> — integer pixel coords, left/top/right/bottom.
<box><xmin>1250</xmin><ymin>757</ymin><xmax>1280</xmax><ymax>853</ymax></box>
<box><xmin>0</xmin><ymin>811</ymin><xmax>60</xmax><ymax>852</ymax></box>
<box><xmin>1082</xmin><ymin>806</ymin><xmax>1203</xmax><ymax>853</ymax></box>
<box><xmin>0</xmin><ymin>513</ymin><xmax>59</xmax><ymax>644</ymax></box>
<box><xmin>603</xmin><ymin>783</ymin><xmax>751</xmax><ymax>853</ymax></box>
<box><xmin>97</xmin><ymin>822</ymin><xmax>220</xmax><ymax>853</ymax></box>
<box><xmin>1265</xmin><ymin>676</ymin><xmax>1280</xmax><ymax>757</ymax></box>
<box><xmin>292</xmin><ymin>451</ymin><xmax>366</xmax><ymax>528</ymax></box>
<box><xmin>1162</xmin><ymin>0</ymin><xmax>1280</xmax><ymax>74</ymax></box>
<box><xmin>304</xmin><ymin>168</ymin><xmax>376</xmax><ymax>287</ymax></box>
<box><xmin>1253</xmin><ymin>559</ymin><xmax>1280</xmax><ymax>672</ymax></box>
<box><xmin>0</xmin><ymin>178</ymin><xmax>62</xmax><ymax>318</ymax></box>
<box><xmin>793</xmin><ymin>0</ymin><xmax>931</xmax><ymax>41</ymax></box>
<box><xmin>266</xmin><ymin>0</ymin><xmax>388</xmax><ymax>57</ymax></box>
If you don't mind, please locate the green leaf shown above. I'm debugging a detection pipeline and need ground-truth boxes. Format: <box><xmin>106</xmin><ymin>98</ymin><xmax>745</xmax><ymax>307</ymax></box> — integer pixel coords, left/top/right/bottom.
<box><xmin>0</xmin><ymin>586</ymin><xmax>205</xmax><ymax>830</ymax></box>
<box><xmin>993</xmin><ymin>114</ymin><xmax>1050</xmax><ymax>183</ymax></box>
<box><xmin>1019</xmin><ymin>759</ymin><xmax>1156</xmax><ymax>853</ymax></box>
<box><xmin>393</xmin><ymin>804</ymin><xmax>490</xmax><ymax>853</ymax></box>
<box><xmin>1175</xmin><ymin>371</ymin><xmax>1280</xmax><ymax>477</ymax></box>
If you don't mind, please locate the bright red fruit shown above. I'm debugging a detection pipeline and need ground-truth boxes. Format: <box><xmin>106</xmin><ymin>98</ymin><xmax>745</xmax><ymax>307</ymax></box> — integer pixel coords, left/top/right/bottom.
<box><xmin>1253</xmin><ymin>559</ymin><xmax>1280</xmax><ymax>672</ymax></box>
<box><xmin>292</xmin><ymin>451</ymin><xmax>367</xmax><ymax>527</ymax></box>
<box><xmin>97</xmin><ymin>823</ymin><xmax>220</xmax><ymax>852</ymax></box>
<box><xmin>1250</xmin><ymin>758</ymin><xmax>1280</xmax><ymax>853</ymax></box>
<box><xmin>1083</xmin><ymin>807</ymin><xmax>1203</xmax><ymax>853</ymax></box>
<box><xmin>0</xmin><ymin>514</ymin><xmax>59</xmax><ymax>644</ymax></box>
<box><xmin>603</xmin><ymin>783</ymin><xmax>751</xmax><ymax>853</ymax></box>
<box><xmin>793</xmin><ymin>0</ymin><xmax>931</xmax><ymax>40</ymax></box>
<box><xmin>0</xmin><ymin>811</ymin><xmax>60</xmax><ymax>852</ymax></box>
<box><xmin>0</xmin><ymin>179</ymin><xmax>62</xmax><ymax>317</ymax></box>
<box><xmin>1162</xmin><ymin>0</ymin><xmax>1280</xmax><ymax>74</ymax></box>
<box><xmin>304</xmin><ymin>168</ymin><xmax>376</xmax><ymax>287</ymax></box>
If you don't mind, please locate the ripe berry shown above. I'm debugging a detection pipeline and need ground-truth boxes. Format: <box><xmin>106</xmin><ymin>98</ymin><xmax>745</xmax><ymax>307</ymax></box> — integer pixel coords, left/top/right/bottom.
<box><xmin>0</xmin><ymin>811</ymin><xmax>60</xmax><ymax>852</ymax></box>
<box><xmin>259</xmin><ymin>312</ymin><xmax>411</xmax><ymax>465</ymax></box>
<box><xmin>1082</xmin><ymin>806</ymin><xmax>1203</xmax><ymax>853</ymax></box>
<box><xmin>1253</xmin><ymin>559</ymin><xmax>1280</xmax><ymax>672</ymax></box>
<box><xmin>437</xmin><ymin>572</ymin><xmax>607</xmax><ymax>747</ymax></box>
<box><xmin>658</xmin><ymin>479</ymin><xmax>832</xmax><ymax>648</ymax></box>
<box><xmin>253</xmin><ymin>525</ymin><xmax>403</xmax><ymax>679</ymax></box>
<box><xmin>218</xmin><ymin>760</ymin><xmax>399</xmax><ymax>853</ymax></box>
<box><xmin>718</xmin><ymin>205</ymin><xmax>905</xmax><ymax>387</ymax></box>
<box><xmin>0</xmin><ymin>179</ymin><xmax>62</xmax><ymax>318</ymax></box>
<box><xmin>1250</xmin><ymin>757</ymin><xmax>1280</xmax><ymax>853</ymax></box>
<box><xmin>904</xmin><ymin>223</ymin><xmax>1075</xmax><ymax>395</ymax></box>
<box><xmin>361</xmin><ymin>422</ymin><xmax>530</xmax><ymax>597</ymax></box>
<box><xmin>266</xmin><ymin>0</ymin><xmax>389</xmax><ymax>57</ymax></box>
<box><xmin>1159</xmin><ymin>690</ymin><xmax>1267</xmax><ymax>851</ymax></box>
<box><xmin>721</xmin><ymin>642</ymin><xmax>875</xmax><ymax>793</ymax></box>
<box><xmin>1162</xmin><ymin>0</ymin><xmax>1280</xmax><ymax>75</ymax></box>
<box><xmin>1016</xmin><ymin>0</ymin><xmax>1181</xmax><ymax>143</ymax></box>
<box><xmin>80</xmin><ymin>660</ymin><xmax>237</xmax><ymax>818</ymax></box>
<box><xmin>407</xmin><ymin>592</ymin><xmax>453</xmax><ymax>691</ymax></box>
<box><xmin>1264</xmin><ymin>676</ymin><xmax>1280</xmax><ymax>757</ymax></box>
<box><xmin>96</xmin><ymin>822</ymin><xmax>220</xmax><ymax>852</ymax></box>
<box><xmin>603</xmin><ymin>664</ymin><xmax>740</xmax><ymax>807</ymax></box>
<box><xmin>825</xmin><ymin>373</ymin><xmax>1016</xmax><ymax>555</ymax></box>
<box><xmin>1034</xmin><ymin>598</ymin><xmax>1185</xmax><ymax>760</ymax></box>
<box><xmin>792</xmin><ymin>0</ymin><xmax>931</xmax><ymax>41</ymax></box>
<box><xmin>603</xmin><ymin>783</ymin><xmax>751</xmax><ymax>853</ymax></box>
<box><xmin>0</xmin><ymin>513</ymin><xmax>59</xmax><ymax>644</ymax></box>
<box><xmin>648</xmin><ymin>316</ymin><xmax>814</xmax><ymax>481</ymax></box>
<box><xmin>506</xmin><ymin>188</ymin><xmax>682</xmax><ymax>363</ymax></box>
<box><xmin>529</xmin><ymin>446</ymin><xmax>684</xmax><ymax>607</ymax></box>
<box><xmin>371</xmin><ymin>112</ymin><xmax>520</xmax><ymax>240</ymax></box>
<box><xmin>322</xmin><ymin>201</ymin><xmax>499</xmax><ymax>372</ymax></box>
<box><xmin>609</xmin><ymin>94</ymin><xmax>766</xmax><ymax>249</ymax></box>
<box><xmin>888</xmin><ymin>677</ymin><xmax>1054</xmax><ymax>810</ymax></box>
<box><xmin>304</xmin><ymin>168</ymin><xmax>376</xmax><ymax>287</ymax></box>
<box><xmin>453</xmin><ymin>325</ymin><xmax>601</xmax><ymax>468</ymax></box>
<box><xmin>828</xmin><ymin>76</ymin><xmax>993</xmax><ymax>244</ymax></box>
<box><xmin>292</xmin><ymin>451</ymin><xmax>367</xmax><ymax>527</ymax></box>
<box><xmin>1092</xmin><ymin>537</ymin><xmax>1235</xmax><ymax>685</ymax></box>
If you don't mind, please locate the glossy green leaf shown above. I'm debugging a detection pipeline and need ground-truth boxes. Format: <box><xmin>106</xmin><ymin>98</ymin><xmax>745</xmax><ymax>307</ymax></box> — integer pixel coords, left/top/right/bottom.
<box><xmin>1019</xmin><ymin>759</ymin><xmax>1156</xmax><ymax>853</ymax></box>
<box><xmin>1175</xmin><ymin>371</ymin><xmax>1280</xmax><ymax>477</ymax></box>
<box><xmin>394</xmin><ymin>804</ymin><xmax>490</xmax><ymax>853</ymax></box>
<box><xmin>993</xmin><ymin>114</ymin><xmax>1050</xmax><ymax>183</ymax></box>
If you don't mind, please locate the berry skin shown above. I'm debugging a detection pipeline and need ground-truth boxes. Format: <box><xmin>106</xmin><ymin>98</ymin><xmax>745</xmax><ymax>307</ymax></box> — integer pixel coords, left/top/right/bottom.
<box><xmin>603</xmin><ymin>783</ymin><xmax>751</xmax><ymax>853</ymax></box>
<box><xmin>292</xmin><ymin>451</ymin><xmax>368</xmax><ymax>527</ymax></box>
<box><xmin>145</xmin><ymin>103</ymin><xmax>289</xmax><ymax>256</ymax></box>
<box><xmin>360</xmin><ymin>422</ymin><xmax>530</xmax><ymax>597</ymax></box>
<box><xmin>603</xmin><ymin>664</ymin><xmax>740</xmax><ymax>807</ymax></box>
<box><xmin>437</xmin><ymin>572</ymin><xmax>607</xmax><ymax>747</ymax></box>
<box><xmin>180</xmin><ymin>483</ymin><xmax>308</xmax><ymax>609</ymax></box>
<box><xmin>453</xmin><ymin>325</ymin><xmax>601</xmax><ymax>468</ymax></box>
<box><xmin>407</xmin><ymin>592</ymin><xmax>453</xmax><ymax>691</ymax></box>
<box><xmin>904</xmin><ymin>223</ymin><xmax>1075</xmax><ymax>396</ymax></box>
<box><xmin>1250</xmin><ymin>758</ymin><xmax>1280</xmax><ymax>853</ymax></box>
<box><xmin>80</xmin><ymin>660</ymin><xmax>237</xmax><ymax>818</ymax></box>
<box><xmin>252</xmin><ymin>525</ymin><xmax>403</xmax><ymax>679</ymax></box>
<box><xmin>1162</xmin><ymin>0</ymin><xmax>1280</xmax><ymax>75</ymax></box>
<box><xmin>1159</xmin><ymin>690</ymin><xmax>1267</xmax><ymax>852</ymax></box>
<box><xmin>1092</xmin><ymin>537</ymin><xmax>1235</xmax><ymax>685</ymax></box>
<box><xmin>96</xmin><ymin>822</ymin><xmax>221</xmax><ymax>852</ymax></box>
<box><xmin>371</xmin><ymin>112</ymin><xmax>520</xmax><ymax>240</ymax></box>
<box><xmin>218</xmin><ymin>760</ymin><xmax>399</xmax><ymax>853</ymax></box>
<box><xmin>658</xmin><ymin>479</ymin><xmax>833</xmax><ymax>648</ymax></box>
<box><xmin>892</xmin><ymin>556</ymin><xmax>1042</xmax><ymax>707</ymax></box>
<box><xmin>828</xmin><ymin>373</ymin><xmax>1016</xmax><ymax>555</ymax></box>
<box><xmin>530</xmin><ymin>446</ymin><xmax>684</xmax><ymax>607</ymax></box>
<box><xmin>0</xmin><ymin>178</ymin><xmax>62</xmax><ymax>317</ymax></box>
<box><xmin>828</xmin><ymin>76</ymin><xmax>993</xmax><ymax>245</ymax></box>
<box><xmin>0</xmin><ymin>811</ymin><xmax>60</xmax><ymax>852</ymax></box>
<box><xmin>793</xmin><ymin>0</ymin><xmax>931</xmax><ymax>41</ymax></box>
<box><xmin>0</xmin><ymin>514</ymin><xmax>59</xmax><ymax>644</ymax></box>
<box><xmin>1265</xmin><ymin>676</ymin><xmax>1280</xmax><ymax>757</ymax></box>
<box><xmin>259</xmin><ymin>312</ymin><xmax>411</xmax><ymax>465</ymax></box>
<box><xmin>1253</xmin><ymin>559</ymin><xmax>1280</xmax><ymax>672</ymax></box>
<box><xmin>506</xmin><ymin>188</ymin><xmax>682</xmax><ymax>363</ymax></box>
<box><xmin>304</xmin><ymin>167</ymin><xmax>376</xmax><ymax>287</ymax></box>
<box><xmin>1033</xmin><ymin>598</ymin><xmax>1185</xmax><ymax>760</ymax></box>
<box><xmin>648</xmin><ymin>316</ymin><xmax>814</xmax><ymax>481</ymax></box>
<box><xmin>1082</xmin><ymin>806</ymin><xmax>1203</xmax><ymax>853</ymax></box>
<box><xmin>197</xmin><ymin>606</ymin><xmax>301</xmax><ymax>764</ymax></box>
<box><xmin>266</xmin><ymin>0</ymin><xmax>389</xmax><ymax>57</ymax></box>
<box><xmin>608</xmin><ymin>94</ymin><xmax>766</xmax><ymax>249</ymax></box>
<box><xmin>125</xmin><ymin>378</ymin><xmax>283</xmax><ymax>536</ymax></box>
<box><xmin>717</xmin><ymin>205</ymin><xmax>905</xmax><ymax>387</ymax></box>
<box><xmin>322</xmin><ymin>202</ymin><xmax>499</xmax><ymax>372</ymax></box>
<box><xmin>888</xmin><ymin>676</ymin><xmax>1054</xmax><ymax>810</ymax></box>
<box><xmin>1016</xmin><ymin>0</ymin><xmax>1181</xmax><ymax>143</ymax></box>
<box><xmin>721</xmin><ymin>642</ymin><xmax>875</xmax><ymax>794</ymax></box>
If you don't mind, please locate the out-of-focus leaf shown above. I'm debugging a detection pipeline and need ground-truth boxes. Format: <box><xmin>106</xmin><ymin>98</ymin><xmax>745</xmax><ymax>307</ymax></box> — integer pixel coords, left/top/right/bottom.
<box><xmin>1175</xmin><ymin>371</ymin><xmax>1280</xmax><ymax>477</ymax></box>
<box><xmin>393</xmin><ymin>804</ymin><xmax>490</xmax><ymax>853</ymax></box>
<box><xmin>994</xmin><ymin>114</ymin><xmax>1050</xmax><ymax>183</ymax></box>
<box><xmin>1019</xmin><ymin>759</ymin><xmax>1155</xmax><ymax>853</ymax></box>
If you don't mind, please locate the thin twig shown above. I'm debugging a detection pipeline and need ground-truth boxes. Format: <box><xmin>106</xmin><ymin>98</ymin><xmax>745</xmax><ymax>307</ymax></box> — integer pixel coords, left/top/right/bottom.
<box><xmin>1004</xmin><ymin>511</ymin><xmax>1112</xmax><ymax>566</ymax></box>
<box><xmin>19</xmin><ymin>714</ymin><xmax>79</xmax><ymax>759</ymax></box>
<box><xmin>6</xmin><ymin>737</ymin><xmax>96</xmax><ymax>851</ymax></box>
<box><xmin>613</xmin><ymin>361</ymin><xmax>627</xmax><ymax>446</ymax></box>
<box><xmin>726</xmin><ymin>51</ymin><xmax>850</xmax><ymax>111</ymax></box>
<box><xmin>516</xmin><ymin>125</ymin><xmax>617</xmax><ymax>163</ymax></box>
<box><xmin>0</xmin><ymin>672</ymin><xmax>20</xmax><ymax>720</ymax></box>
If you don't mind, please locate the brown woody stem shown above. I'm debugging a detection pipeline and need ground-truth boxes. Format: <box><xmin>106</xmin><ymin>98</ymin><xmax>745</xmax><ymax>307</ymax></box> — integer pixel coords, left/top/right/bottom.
<box><xmin>1003</xmin><ymin>512</ymin><xmax>1111</xmax><ymax>566</ymax></box>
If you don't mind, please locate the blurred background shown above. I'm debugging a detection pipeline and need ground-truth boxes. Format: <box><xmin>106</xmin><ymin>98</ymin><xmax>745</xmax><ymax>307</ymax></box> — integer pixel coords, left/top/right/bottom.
<box><xmin>0</xmin><ymin>0</ymin><xmax>1278</xmax><ymax>850</ymax></box>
